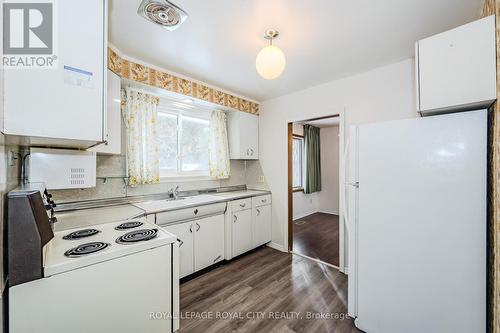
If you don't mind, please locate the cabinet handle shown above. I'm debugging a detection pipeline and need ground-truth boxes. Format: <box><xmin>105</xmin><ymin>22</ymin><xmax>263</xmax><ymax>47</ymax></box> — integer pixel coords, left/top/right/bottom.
<box><xmin>250</xmin><ymin>148</ymin><xmax>254</xmax><ymax>156</ymax></box>
<box><xmin>256</xmin><ymin>209</ymin><xmax>260</xmax><ymax>216</ymax></box>
<box><xmin>239</xmin><ymin>203</ymin><xmax>246</xmax><ymax>208</ymax></box>
<box><xmin>177</xmin><ymin>238</ymin><xmax>184</xmax><ymax>247</ymax></box>
<box><xmin>196</xmin><ymin>222</ymin><xmax>200</xmax><ymax>231</ymax></box>
<box><xmin>189</xmin><ymin>224</ymin><xmax>193</xmax><ymax>233</ymax></box>
<box><xmin>233</xmin><ymin>215</ymin><xmax>238</xmax><ymax>223</ymax></box>
<box><xmin>194</xmin><ymin>209</ymin><xmax>198</xmax><ymax>215</ymax></box>
<box><xmin>262</xmin><ymin>199</ymin><xmax>267</xmax><ymax>203</ymax></box>
<box><xmin>213</xmin><ymin>255</ymin><xmax>222</xmax><ymax>263</ymax></box>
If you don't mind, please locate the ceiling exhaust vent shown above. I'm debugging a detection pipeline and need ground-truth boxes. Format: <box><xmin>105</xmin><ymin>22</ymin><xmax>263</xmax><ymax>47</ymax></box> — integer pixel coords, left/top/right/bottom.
<box><xmin>138</xmin><ymin>0</ymin><xmax>188</xmax><ymax>31</ymax></box>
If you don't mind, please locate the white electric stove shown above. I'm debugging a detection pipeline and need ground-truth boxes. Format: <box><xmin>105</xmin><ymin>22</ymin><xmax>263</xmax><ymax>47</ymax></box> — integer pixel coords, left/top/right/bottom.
<box><xmin>45</xmin><ymin>219</ymin><xmax>175</xmax><ymax>275</ymax></box>
<box><xmin>8</xmin><ymin>219</ymin><xmax>180</xmax><ymax>333</ymax></box>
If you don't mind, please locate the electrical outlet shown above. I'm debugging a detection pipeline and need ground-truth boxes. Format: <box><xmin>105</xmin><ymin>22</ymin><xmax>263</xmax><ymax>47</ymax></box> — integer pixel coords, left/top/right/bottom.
<box><xmin>258</xmin><ymin>175</ymin><xmax>265</xmax><ymax>183</ymax></box>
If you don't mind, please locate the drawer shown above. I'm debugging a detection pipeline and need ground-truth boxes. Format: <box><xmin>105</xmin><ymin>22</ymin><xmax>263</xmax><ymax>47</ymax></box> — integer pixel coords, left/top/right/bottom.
<box><xmin>156</xmin><ymin>202</ymin><xmax>227</xmax><ymax>225</ymax></box>
<box><xmin>231</xmin><ymin>198</ymin><xmax>252</xmax><ymax>212</ymax></box>
<box><xmin>253</xmin><ymin>194</ymin><xmax>271</xmax><ymax>207</ymax></box>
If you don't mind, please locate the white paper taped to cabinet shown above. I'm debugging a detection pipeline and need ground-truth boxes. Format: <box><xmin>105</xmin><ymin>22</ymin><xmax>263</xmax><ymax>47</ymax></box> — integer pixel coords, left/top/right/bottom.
<box><xmin>63</xmin><ymin>65</ymin><xmax>94</xmax><ymax>89</ymax></box>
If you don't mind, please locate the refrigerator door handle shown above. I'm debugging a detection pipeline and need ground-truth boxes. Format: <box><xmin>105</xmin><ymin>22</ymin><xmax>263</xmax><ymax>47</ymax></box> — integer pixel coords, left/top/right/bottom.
<box><xmin>343</xmin><ymin>139</ymin><xmax>352</xmax><ymax>228</ymax></box>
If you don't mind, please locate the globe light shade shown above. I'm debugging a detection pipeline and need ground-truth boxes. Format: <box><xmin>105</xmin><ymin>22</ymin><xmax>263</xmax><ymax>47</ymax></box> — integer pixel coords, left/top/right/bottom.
<box><xmin>256</xmin><ymin>45</ymin><xmax>286</xmax><ymax>80</ymax></box>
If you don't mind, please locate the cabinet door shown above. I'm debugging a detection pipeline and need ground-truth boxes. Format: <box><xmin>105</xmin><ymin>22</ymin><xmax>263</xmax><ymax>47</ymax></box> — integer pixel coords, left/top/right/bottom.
<box><xmin>231</xmin><ymin>209</ymin><xmax>253</xmax><ymax>257</ymax></box>
<box><xmin>240</xmin><ymin>112</ymin><xmax>259</xmax><ymax>160</ymax></box>
<box><xmin>89</xmin><ymin>70</ymin><xmax>121</xmax><ymax>154</ymax></box>
<box><xmin>162</xmin><ymin>222</ymin><xmax>194</xmax><ymax>278</ymax></box>
<box><xmin>417</xmin><ymin>15</ymin><xmax>496</xmax><ymax>112</ymax></box>
<box><xmin>4</xmin><ymin>0</ymin><xmax>106</xmax><ymax>144</ymax></box>
<box><xmin>227</xmin><ymin>111</ymin><xmax>259</xmax><ymax>160</ymax></box>
<box><xmin>194</xmin><ymin>215</ymin><xmax>225</xmax><ymax>271</ymax></box>
<box><xmin>253</xmin><ymin>204</ymin><xmax>272</xmax><ymax>247</ymax></box>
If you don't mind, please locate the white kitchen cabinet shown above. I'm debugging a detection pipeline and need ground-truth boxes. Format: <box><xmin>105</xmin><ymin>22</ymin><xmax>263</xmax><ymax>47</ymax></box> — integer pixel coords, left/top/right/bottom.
<box><xmin>163</xmin><ymin>221</ymin><xmax>194</xmax><ymax>279</ymax></box>
<box><xmin>227</xmin><ymin>111</ymin><xmax>259</xmax><ymax>160</ymax></box>
<box><xmin>252</xmin><ymin>200</ymin><xmax>272</xmax><ymax>247</ymax></box>
<box><xmin>2</xmin><ymin>0</ymin><xmax>107</xmax><ymax>148</ymax></box>
<box><xmin>89</xmin><ymin>70</ymin><xmax>121</xmax><ymax>155</ymax></box>
<box><xmin>194</xmin><ymin>215</ymin><xmax>225</xmax><ymax>271</ymax></box>
<box><xmin>231</xmin><ymin>208</ymin><xmax>253</xmax><ymax>257</ymax></box>
<box><xmin>416</xmin><ymin>15</ymin><xmax>496</xmax><ymax>115</ymax></box>
<box><xmin>159</xmin><ymin>203</ymin><xmax>226</xmax><ymax>278</ymax></box>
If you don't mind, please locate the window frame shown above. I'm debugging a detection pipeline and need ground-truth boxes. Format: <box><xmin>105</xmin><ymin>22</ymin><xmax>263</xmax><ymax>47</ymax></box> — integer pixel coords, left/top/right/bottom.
<box><xmin>157</xmin><ymin>102</ymin><xmax>211</xmax><ymax>180</ymax></box>
<box><xmin>292</xmin><ymin>135</ymin><xmax>305</xmax><ymax>191</ymax></box>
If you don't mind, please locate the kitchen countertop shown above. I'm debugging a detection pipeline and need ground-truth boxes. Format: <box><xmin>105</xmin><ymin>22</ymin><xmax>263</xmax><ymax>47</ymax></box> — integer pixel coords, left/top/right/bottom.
<box><xmin>132</xmin><ymin>189</ymin><xmax>271</xmax><ymax>215</ymax></box>
<box><xmin>55</xmin><ymin>204</ymin><xmax>145</xmax><ymax>231</ymax></box>
<box><xmin>211</xmin><ymin>189</ymin><xmax>271</xmax><ymax>200</ymax></box>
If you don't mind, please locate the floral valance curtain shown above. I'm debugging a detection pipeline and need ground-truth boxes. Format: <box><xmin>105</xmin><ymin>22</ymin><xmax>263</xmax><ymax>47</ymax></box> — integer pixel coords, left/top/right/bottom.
<box><xmin>208</xmin><ymin>110</ymin><xmax>231</xmax><ymax>179</ymax></box>
<box><xmin>304</xmin><ymin>124</ymin><xmax>322</xmax><ymax>194</ymax></box>
<box><xmin>121</xmin><ymin>88</ymin><xmax>160</xmax><ymax>186</ymax></box>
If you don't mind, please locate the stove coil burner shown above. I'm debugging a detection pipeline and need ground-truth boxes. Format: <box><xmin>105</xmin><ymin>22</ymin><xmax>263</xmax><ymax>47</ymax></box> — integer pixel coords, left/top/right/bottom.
<box><xmin>63</xmin><ymin>229</ymin><xmax>100</xmax><ymax>240</ymax></box>
<box><xmin>64</xmin><ymin>242</ymin><xmax>110</xmax><ymax>257</ymax></box>
<box><xmin>115</xmin><ymin>229</ymin><xmax>158</xmax><ymax>245</ymax></box>
<box><xmin>115</xmin><ymin>221</ymin><xmax>144</xmax><ymax>230</ymax></box>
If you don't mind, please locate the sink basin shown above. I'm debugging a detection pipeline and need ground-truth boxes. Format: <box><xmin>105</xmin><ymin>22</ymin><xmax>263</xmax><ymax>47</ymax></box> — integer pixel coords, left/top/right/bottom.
<box><xmin>136</xmin><ymin>199</ymin><xmax>186</xmax><ymax>212</ymax></box>
<box><xmin>134</xmin><ymin>194</ymin><xmax>221</xmax><ymax>214</ymax></box>
<box><xmin>180</xmin><ymin>195</ymin><xmax>219</xmax><ymax>205</ymax></box>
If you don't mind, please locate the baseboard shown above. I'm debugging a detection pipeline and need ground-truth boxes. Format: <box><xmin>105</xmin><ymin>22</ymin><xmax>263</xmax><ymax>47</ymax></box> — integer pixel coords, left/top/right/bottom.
<box><xmin>317</xmin><ymin>209</ymin><xmax>339</xmax><ymax>216</ymax></box>
<box><xmin>266</xmin><ymin>242</ymin><xmax>287</xmax><ymax>253</ymax></box>
<box><xmin>293</xmin><ymin>211</ymin><xmax>318</xmax><ymax>221</ymax></box>
<box><xmin>293</xmin><ymin>209</ymin><xmax>340</xmax><ymax>221</ymax></box>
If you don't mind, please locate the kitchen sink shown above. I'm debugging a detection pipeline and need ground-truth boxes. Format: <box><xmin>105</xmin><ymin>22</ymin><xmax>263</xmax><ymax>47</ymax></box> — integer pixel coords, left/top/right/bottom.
<box><xmin>180</xmin><ymin>195</ymin><xmax>219</xmax><ymax>205</ymax></box>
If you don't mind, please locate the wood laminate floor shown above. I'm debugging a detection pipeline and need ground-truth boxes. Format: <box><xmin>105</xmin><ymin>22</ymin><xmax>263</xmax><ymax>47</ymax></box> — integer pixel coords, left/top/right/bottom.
<box><xmin>293</xmin><ymin>213</ymin><xmax>340</xmax><ymax>267</ymax></box>
<box><xmin>180</xmin><ymin>247</ymin><xmax>361</xmax><ymax>333</ymax></box>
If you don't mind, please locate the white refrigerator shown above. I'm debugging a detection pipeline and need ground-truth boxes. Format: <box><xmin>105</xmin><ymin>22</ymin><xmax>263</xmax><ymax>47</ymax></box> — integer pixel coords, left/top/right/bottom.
<box><xmin>346</xmin><ymin>110</ymin><xmax>487</xmax><ymax>333</ymax></box>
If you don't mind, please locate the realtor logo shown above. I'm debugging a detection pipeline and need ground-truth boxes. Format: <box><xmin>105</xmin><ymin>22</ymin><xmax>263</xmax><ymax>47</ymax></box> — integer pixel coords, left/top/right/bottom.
<box><xmin>2</xmin><ymin>1</ymin><xmax>57</xmax><ymax>68</ymax></box>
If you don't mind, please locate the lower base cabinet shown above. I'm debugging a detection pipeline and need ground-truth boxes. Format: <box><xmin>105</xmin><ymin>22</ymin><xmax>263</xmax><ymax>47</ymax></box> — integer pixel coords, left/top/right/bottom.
<box><xmin>231</xmin><ymin>208</ymin><xmax>253</xmax><ymax>257</ymax></box>
<box><xmin>253</xmin><ymin>204</ymin><xmax>272</xmax><ymax>247</ymax></box>
<box><xmin>229</xmin><ymin>195</ymin><xmax>272</xmax><ymax>259</ymax></box>
<box><xmin>163</xmin><ymin>222</ymin><xmax>194</xmax><ymax>278</ymax></box>
<box><xmin>194</xmin><ymin>215</ymin><xmax>225</xmax><ymax>271</ymax></box>
<box><xmin>163</xmin><ymin>214</ymin><xmax>224</xmax><ymax>279</ymax></box>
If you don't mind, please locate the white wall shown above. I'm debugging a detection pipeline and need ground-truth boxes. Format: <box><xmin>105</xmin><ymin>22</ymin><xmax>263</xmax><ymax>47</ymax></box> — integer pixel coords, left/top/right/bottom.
<box><xmin>292</xmin><ymin>125</ymin><xmax>339</xmax><ymax>219</ymax></box>
<box><xmin>318</xmin><ymin>126</ymin><xmax>339</xmax><ymax>215</ymax></box>
<box><xmin>259</xmin><ymin>58</ymin><xmax>418</xmax><ymax>256</ymax></box>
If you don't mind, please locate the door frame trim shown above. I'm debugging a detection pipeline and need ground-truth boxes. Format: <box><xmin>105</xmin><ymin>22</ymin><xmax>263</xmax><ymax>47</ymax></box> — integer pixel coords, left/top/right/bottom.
<box><xmin>286</xmin><ymin>108</ymin><xmax>346</xmax><ymax>273</ymax></box>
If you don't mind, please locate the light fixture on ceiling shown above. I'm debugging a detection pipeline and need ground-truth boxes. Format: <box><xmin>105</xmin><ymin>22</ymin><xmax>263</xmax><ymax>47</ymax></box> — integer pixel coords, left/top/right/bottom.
<box><xmin>256</xmin><ymin>29</ymin><xmax>286</xmax><ymax>80</ymax></box>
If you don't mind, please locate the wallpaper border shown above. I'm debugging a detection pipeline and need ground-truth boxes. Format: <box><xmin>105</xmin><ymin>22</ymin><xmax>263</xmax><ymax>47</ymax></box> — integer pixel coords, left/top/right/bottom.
<box><xmin>107</xmin><ymin>47</ymin><xmax>259</xmax><ymax>115</ymax></box>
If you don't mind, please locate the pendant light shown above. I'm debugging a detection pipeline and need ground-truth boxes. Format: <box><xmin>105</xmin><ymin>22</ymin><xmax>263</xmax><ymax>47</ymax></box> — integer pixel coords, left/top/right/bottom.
<box><xmin>256</xmin><ymin>29</ymin><xmax>286</xmax><ymax>80</ymax></box>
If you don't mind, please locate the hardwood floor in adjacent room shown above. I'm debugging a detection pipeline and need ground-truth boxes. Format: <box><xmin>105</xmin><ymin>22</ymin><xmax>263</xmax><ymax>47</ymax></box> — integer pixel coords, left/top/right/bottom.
<box><xmin>179</xmin><ymin>247</ymin><xmax>361</xmax><ymax>333</ymax></box>
<box><xmin>293</xmin><ymin>213</ymin><xmax>340</xmax><ymax>266</ymax></box>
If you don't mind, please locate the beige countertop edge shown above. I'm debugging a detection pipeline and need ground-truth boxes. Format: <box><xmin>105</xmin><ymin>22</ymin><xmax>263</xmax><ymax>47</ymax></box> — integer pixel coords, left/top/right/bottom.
<box><xmin>134</xmin><ymin>190</ymin><xmax>271</xmax><ymax>215</ymax></box>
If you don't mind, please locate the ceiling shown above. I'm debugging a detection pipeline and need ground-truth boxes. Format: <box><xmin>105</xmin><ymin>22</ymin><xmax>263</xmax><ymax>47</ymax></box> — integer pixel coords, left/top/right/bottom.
<box><xmin>109</xmin><ymin>0</ymin><xmax>483</xmax><ymax>102</ymax></box>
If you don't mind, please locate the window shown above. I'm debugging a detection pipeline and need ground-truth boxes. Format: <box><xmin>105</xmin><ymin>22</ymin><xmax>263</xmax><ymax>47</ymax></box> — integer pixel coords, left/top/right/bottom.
<box><xmin>157</xmin><ymin>101</ymin><xmax>210</xmax><ymax>178</ymax></box>
<box><xmin>292</xmin><ymin>136</ymin><xmax>304</xmax><ymax>189</ymax></box>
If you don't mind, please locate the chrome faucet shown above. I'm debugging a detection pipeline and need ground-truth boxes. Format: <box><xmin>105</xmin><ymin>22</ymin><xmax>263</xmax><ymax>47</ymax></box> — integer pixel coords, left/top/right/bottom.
<box><xmin>169</xmin><ymin>185</ymin><xmax>180</xmax><ymax>200</ymax></box>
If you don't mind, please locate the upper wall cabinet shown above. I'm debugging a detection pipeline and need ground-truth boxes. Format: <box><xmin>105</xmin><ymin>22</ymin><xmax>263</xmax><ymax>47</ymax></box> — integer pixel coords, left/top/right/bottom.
<box><xmin>416</xmin><ymin>15</ymin><xmax>496</xmax><ymax>116</ymax></box>
<box><xmin>227</xmin><ymin>111</ymin><xmax>259</xmax><ymax>160</ymax></box>
<box><xmin>89</xmin><ymin>70</ymin><xmax>121</xmax><ymax>155</ymax></box>
<box><xmin>2</xmin><ymin>0</ymin><xmax>107</xmax><ymax>148</ymax></box>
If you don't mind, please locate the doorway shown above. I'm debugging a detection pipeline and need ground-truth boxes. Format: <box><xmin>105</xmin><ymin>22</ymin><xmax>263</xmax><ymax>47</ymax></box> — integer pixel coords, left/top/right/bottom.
<box><xmin>287</xmin><ymin>114</ymin><xmax>343</xmax><ymax>268</ymax></box>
